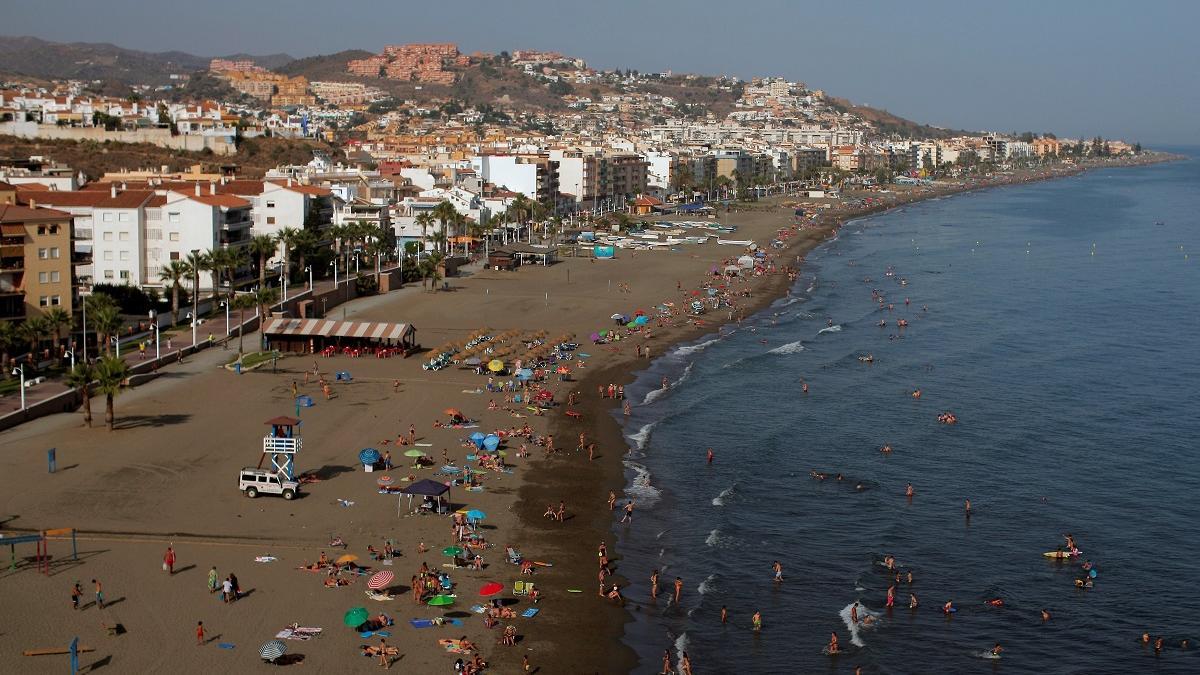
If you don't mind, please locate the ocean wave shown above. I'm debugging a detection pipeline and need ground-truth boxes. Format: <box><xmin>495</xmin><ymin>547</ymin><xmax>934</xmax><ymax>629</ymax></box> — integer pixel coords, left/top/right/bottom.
<box><xmin>628</xmin><ymin>421</ymin><xmax>657</xmax><ymax>451</ymax></box>
<box><xmin>676</xmin><ymin>338</ymin><xmax>720</xmax><ymax>356</ymax></box>
<box><xmin>642</xmin><ymin>363</ymin><xmax>693</xmax><ymax>405</ymax></box>
<box><xmin>768</xmin><ymin>340</ymin><xmax>806</xmax><ymax>355</ymax></box>
<box><xmin>624</xmin><ymin>461</ymin><xmax>662</xmax><ymax>506</ymax></box>
<box><xmin>704</xmin><ymin>529</ymin><xmax>736</xmax><ymax>548</ymax></box>
<box><xmin>818</xmin><ymin>324</ymin><xmax>843</xmax><ymax>334</ymax></box>
<box><xmin>697</xmin><ymin>574</ymin><xmax>718</xmax><ymax>595</ymax></box>
<box><xmin>839</xmin><ymin>601</ymin><xmax>880</xmax><ymax>647</ymax></box>
<box><xmin>712</xmin><ymin>485</ymin><xmax>736</xmax><ymax>506</ymax></box>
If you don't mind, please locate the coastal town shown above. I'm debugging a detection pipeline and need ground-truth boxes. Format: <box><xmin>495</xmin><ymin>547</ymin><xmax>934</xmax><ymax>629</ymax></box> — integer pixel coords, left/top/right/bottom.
<box><xmin>0</xmin><ymin>34</ymin><xmax>1172</xmax><ymax>675</ymax></box>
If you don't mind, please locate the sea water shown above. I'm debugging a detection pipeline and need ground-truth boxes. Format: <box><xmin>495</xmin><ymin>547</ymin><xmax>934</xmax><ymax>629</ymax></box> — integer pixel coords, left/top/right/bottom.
<box><xmin>615</xmin><ymin>153</ymin><xmax>1200</xmax><ymax>673</ymax></box>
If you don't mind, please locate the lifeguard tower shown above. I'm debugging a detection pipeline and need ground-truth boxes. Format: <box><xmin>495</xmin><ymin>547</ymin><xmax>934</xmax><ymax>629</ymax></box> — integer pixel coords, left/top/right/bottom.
<box><xmin>261</xmin><ymin>416</ymin><xmax>302</xmax><ymax>480</ymax></box>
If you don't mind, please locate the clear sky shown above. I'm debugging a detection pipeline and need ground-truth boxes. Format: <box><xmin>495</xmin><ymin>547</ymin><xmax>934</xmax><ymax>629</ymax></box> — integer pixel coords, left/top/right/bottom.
<box><xmin>5</xmin><ymin>0</ymin><xmax>1198</xmax><ymax>145</ymax></box>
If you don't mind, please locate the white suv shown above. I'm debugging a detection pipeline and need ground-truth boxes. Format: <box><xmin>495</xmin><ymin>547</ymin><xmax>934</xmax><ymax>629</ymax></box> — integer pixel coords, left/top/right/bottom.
<box><xmin>239</xmin><ymin>469</ymin><xmax>299</xmax><ymax>500</ymax></box>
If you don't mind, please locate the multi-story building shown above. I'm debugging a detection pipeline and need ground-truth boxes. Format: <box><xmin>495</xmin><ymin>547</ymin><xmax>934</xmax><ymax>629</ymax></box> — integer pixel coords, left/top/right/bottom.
<box><xmin>1031</xmin><ymin>138</ymin><xmax>1061</xmax><ymax>157</ymax></box>
<box><xmin>470</xmin><ymin>154</ymin><xmax>559</xmax><ymax>205</ymax></box>
<box><xmin>549</xmin><ymin>148</ymin><xmax>601</xmax><ymax>203</ymax></box>
<box><xmin>0</xmin><ymin>204</ymin><xmax>73</xmax><ymax>320</ymax></box>
<box><xmin>602</xmin><ymin>153</ymin><xmax>649</xmax><ymax>198</ymax></box>
<box><xmin>350</xmin><ymin>44</ymin><xmax>464</xmax><ymax>85</ymax></box>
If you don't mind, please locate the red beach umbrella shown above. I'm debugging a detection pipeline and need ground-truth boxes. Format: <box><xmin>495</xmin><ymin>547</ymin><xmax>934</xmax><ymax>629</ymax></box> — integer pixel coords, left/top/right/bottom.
<box><xmin>367</xmin><ymin>570</ymin><xmax>394</xmax><ymax>590</ymax></box>
<box><xmin>479</xmin><ymin>582</ymin><xmax>504</xmax><ymax>596</ymax></box>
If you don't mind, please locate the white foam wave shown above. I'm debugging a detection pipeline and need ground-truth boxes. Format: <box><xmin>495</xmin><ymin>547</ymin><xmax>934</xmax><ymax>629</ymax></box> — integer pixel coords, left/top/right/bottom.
<box><xmin>704</xmin><ymin>529</ymin><xmax>736</xmax><ymax>548</ymax></box>
<box><xmin>642</xmin><ymin>387</ymin><xmax>666</xmax><ymax>405</ymax></box>
<box><xmin>642</xmin><ymin>363</ymin><xmax>693</xmax><ymax>405</ymax></box>
<box><xmin>624</xmin><ymin>461</ymin><xmax>661</xmax><ymax>507</ymax></box>
<box><xmin>628</xmin><ymin>421</ymin><xmax>657</xmax><ymax>451</ymax></box>
<box><xmin>839</xmin><ymin>602</ymin><xmax>880</xmax><ymax>647</ymax></box>
<box><xmin>768</xmin><ymin>340</ymin><xmax>806</xmax><ymax>355</ymax></box>
<box><xmin>712</xmin><ymin>485</ymin><xmax>735</xmax><ymax>506</ymax></box>
<box><xmin>697</xmin><ymin>574</ymin><xmax>717</xmax><ymax>595</ymax></box>
<box><xmin>676</xmin><ymin>338</ymin><xmax>720</xmax><ymax>356</ymax></box>
<box><xmin>674</xmin><ymin>632</ymin><xmax>691</xmax><ymax>666</ymax></box>
<box><xmin>818</xmin><ymin>324</ymin><xmax>842</xmax><ymax>334</ymax></box>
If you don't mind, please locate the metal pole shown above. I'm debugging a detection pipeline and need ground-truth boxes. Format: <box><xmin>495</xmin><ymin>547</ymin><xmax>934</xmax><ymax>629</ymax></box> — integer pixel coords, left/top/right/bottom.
<box><xmin>224</xmin><ymin>302</ymin><xmax>230</xmax><ymax>336</ymax></box>
<box><xmin>16</xmin><ymin>365</ymin><xmax>24</xmax><ymax>411</ymax></box>
<box><xmin>307</xmin><ymin>266</ymin><xmax>313</xmax><ymax>291</ymax></box>
<box><xmin>81</xmin><ymin>299</ymin><xmax>87</xmax><ymax>362</ymax></box>
<box><xmin>154</xmin><ymin>325</ymin><xmax>160</xmax><ymax>360</ymax></box>
<box><xmin>113</xmin><ymin>337</ymin><xmax>120</xmax><ymax>359</ymax></box>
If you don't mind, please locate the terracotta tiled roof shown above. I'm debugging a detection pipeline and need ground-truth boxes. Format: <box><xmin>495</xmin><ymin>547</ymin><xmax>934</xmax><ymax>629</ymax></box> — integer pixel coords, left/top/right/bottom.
<box><xmin>19</xmin><ymin>190</ymin><xmax>109</xmax><ymax>207</ymax></box>
<box><xmin>0</xmin><ymin>204</ymin><xmax>72</xmax><ymax>222</ymax></box>
<box><xmin>97</xmin><ymin>190</ymin><xmax>154</xmax><ymax>209</ymax></box>
<box><xmin>269</xmin><ymin>180</ymin><xmax>332</xmax><ymax>196</ymax></box>
<box><xmin>216</xmin><ymin>179</ymin><xmax>266</xmax><ymax>196</ymax></box>
<box><xmin>189</xmin><ymin>194</ymin><xmax>251</xmax><ymax>209</ymax></box>
<box><xmin>11</xmin><ymin>181</ymin><xmax>50</xmax><ymax>191</ymax></box>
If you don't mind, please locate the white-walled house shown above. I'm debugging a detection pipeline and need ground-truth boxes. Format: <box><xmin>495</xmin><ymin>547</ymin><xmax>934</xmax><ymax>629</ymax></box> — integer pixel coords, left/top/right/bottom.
<box><xmin>92</xmin><ymin>189</ymin><xmax>154</xmax><ymax>286</ymax></box>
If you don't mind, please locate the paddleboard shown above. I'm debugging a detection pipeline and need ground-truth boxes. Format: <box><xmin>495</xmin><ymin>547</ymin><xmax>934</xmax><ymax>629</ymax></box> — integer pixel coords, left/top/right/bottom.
<box><xmin>1042</xmin><ymin>551</ymin><xmax>1080</xmax><ymax>559</ymax></box>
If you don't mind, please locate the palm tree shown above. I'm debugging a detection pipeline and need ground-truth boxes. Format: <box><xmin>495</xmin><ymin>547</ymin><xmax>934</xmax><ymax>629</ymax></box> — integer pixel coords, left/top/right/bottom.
<box><xmin>159</xmin><ymin>260</ymin><xmax>189</xmax><ymax>326</ymax></box>
<box><xmin>223</xmin><ymin>246</ymin><xmax>249</xmax><ymax>299</ymax></box>
<box><xmin>43</xmin><ymin>306</ymin><xmax>73</xmax><ymax>366</ymax></box>
<box><xmin>93</xmin><ymin>356</ymin><xmax>131</xmax><ymax>431</ymax></box>
<box><xmin>414</xmin><ymin>213</ymin><xmax>434</xmax><ymax>254</ymax></box>
<box><xmin>232</xmin><ymin>292</ymin><xmax>257</xmax><ymax>355</ymax></box>
<box><xmin>183</xmin><ymin>250</ymin><xmax>210</xmax><ymax>341</ymax></box>
<box><xmin>254</xmin><ymin>287</ymin><xmax>279</xmax><ymax>331</ymax></box>
<box><xmin>20</xmin><ymin>315</ymin><xmax>50</xmax><ymax>355</ymax></box>
<box><xmin>90</xmin><ymin>304</ymin><xmax>122</xmax><ymax>356</ymax></box>
<box><xmin>0</xmin><ymin>320</ymin><xmax>19</xmax><ymax>378</ymax></box>
<box><xmin>206</xmin><ymin>247</ymin><xmax>228</xmax><ymax>306</ymax></box>
<box><xmin>248</xmin><ymin>234</ymin><xmax>277</xmax><ymax>292</ymax></box>
<box><xmin>276</xmin><ymin>227</ymin><xmax>301</xmax><ymax>282</ymax></box>
<box><xmin>291</xmin><ymin>230</ymin><xmax>318</xmax><ymax>284</ymax></box>
<box><xmin>432</xmin><ymin>201</ymin><xmax>458</xmax><ymax>254</ymax></box>
<box><xmin>65</xmin><ymin>362</ymin><xmax>96</xmax><ymax>427</ymax></box>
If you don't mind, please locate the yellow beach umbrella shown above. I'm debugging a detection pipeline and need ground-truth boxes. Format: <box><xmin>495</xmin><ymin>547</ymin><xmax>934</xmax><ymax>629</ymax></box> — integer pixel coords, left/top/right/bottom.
<box><xmin>488</xmin><ymin>359</ymin><xmax>504</xmax><ymax>372</ymax></box>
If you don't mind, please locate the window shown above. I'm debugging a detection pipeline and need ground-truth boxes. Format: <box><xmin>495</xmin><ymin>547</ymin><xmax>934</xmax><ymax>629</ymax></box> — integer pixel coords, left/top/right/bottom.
<box><xmin>147</xmin><ymin>229</ymin><xmax>162</xmax><ymax>240</ymax></box>
<box><xmin>51</xmin><ymin>271</ymin><xmax>60</xmax><ymax>282</ymax></box>
<box><xmin>49</xmin><ymin>225</ymin><xmax>59</xmax><ymax>235</ymax></box>
<box><xmin>266</xmin><ymin>201</ymin><xmax>276</xmax><ymax>208</ymax></box>
<box><xmin>119</xmin><ymin>232</ymin><xmax>130</xmax><ymax>241</ymax></box>
<box><xmin>51</xmin><ymin>295</ymin><xmax>61</xmax><ymax>306</ymax></box>
<box><xmin>119</xmin><ymin>212</ymin><xmax>130</xmax><ymax>222</ymax></box>
<box><xmin>169</xmin><ymin>251</ymin><xmax>180</xmax><ymax>261</ymax></box>
<box><xmin>103</xmin><ymin>213</ymin><xmax>114</xmax><ymax>222</ymax></box>
<box><xmin>168</xmin><ymin>213</ymin><xmax>180</xmax><ymax>223</ymax></box>
<box><xmin>103</xmin><ymin>232</ymin><xmax>113</xmax><ymax>241</ymax></box>
<box><xmin>37</xmin><ymin>225</ymin><xmax>47</xmax><ymax>235</ymax></box>
<box><xmin>38</xmin><ymin>271</ymin><xmax>48</xmax><ymax>283</ymax></box>
<box><xmin>103</xmin><ymin>251</ymin><xmax>113</xmax><ymax>261</ymax></box>
<box><xmin>119</xmin><ymin>251</ymin><xmax>130</xmax><ymax>261</ymax></box>
<box><xmin>39</xmin><ymin>296</ymin><xmax>48</xmax><ymax>307</ymax></box>
<box><xmin>266</xmin><ymin>216</ymin><xmax>276</xmax><ymax>225</ymax></box>
<box><xmin>169</xmin><ymin>232</ymin><xmax>180</xmax><ymax>242</ymax></box>
<box><xmin>104</xmin><ymin>270</ymin><xmax>114</xmax><ymax>279</ymax></box>
<box><xmin>119</xmin><ymin>270</ymin><xmax>130</xmax><ymax>280</ymax></box>
<box><xmin>50</xmin><ymin>247</ymin><xmax>60</xmax><ymax>259</ymax></box>
<box><xmin>149</xmin><ymin>248</ymin><xmax>160</xmax><ymax>260</ymax></box>
<box><xmin>38</xmin><ymin>248</ymin><xmax>48</xmax><ymax>259</ymax></box>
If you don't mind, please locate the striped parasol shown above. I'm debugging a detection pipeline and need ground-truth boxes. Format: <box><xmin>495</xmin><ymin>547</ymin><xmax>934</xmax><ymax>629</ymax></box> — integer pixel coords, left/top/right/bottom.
<box><xmin>367</xmin><ymin>570</ymin><xmax>395</xmax><ymax>590</ymax></box>
<box><xmin>259</xmin><ymin>639</ymin><xmax>287</xmax><ymax>662</ymax></box>
<box><xmin>376</xmin><ymin>475</ymin><xmax>395</xmax><ymax>487</ymax></box>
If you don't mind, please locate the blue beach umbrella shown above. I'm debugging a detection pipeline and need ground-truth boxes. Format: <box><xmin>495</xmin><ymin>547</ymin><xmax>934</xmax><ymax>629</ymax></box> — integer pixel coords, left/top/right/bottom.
<box><xmin>259</xmin><ymin>639</ymin><xmax>287</xmax><ymax>662</ymax></box>
<box><xmin>359</xmin><ymin>448</ymin><xmax>381</xmax><ymax>465</ymax></box>
<box><xmin>516</xmin><ymin>368</ymin><xmax>534</xmax><ymax>380</ymax></box>
<box><xmin>634</xmin><ymin>315</ymin><xmax>649</xmax><ymax>326</ymax></box>
<box><xmin>466</xmin><ymin>509</ymin><xmax>487</xmax><ymax>521</ymax></box>
<box><xmin>482</xmin><ymin>435</ymin><xmax>501</xmax><ymax>452</ymax></box>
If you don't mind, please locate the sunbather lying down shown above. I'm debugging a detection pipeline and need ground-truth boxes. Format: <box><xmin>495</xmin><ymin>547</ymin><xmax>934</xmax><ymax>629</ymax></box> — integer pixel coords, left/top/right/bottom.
<box><xmin>324</xmin><ymin>577</ymin><xmax>351</xmax><ymax>587</ymax></box>
<box><xmin>360</xmin><ymin>645</ymin><xmax>400</xmax><ymax>657</ymax></box>
<box><xmin>367</xmin><ymin>590</ymin><xmax>395</xmax><ymax>600</ymax></box>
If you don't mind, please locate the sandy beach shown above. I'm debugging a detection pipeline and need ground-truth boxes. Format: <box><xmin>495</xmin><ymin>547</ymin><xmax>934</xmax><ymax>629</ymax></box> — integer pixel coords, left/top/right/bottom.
<box><xmin>0</xmin><ymin>154</ymin><xmax>1175</xmax><ymax>673</ymax></box>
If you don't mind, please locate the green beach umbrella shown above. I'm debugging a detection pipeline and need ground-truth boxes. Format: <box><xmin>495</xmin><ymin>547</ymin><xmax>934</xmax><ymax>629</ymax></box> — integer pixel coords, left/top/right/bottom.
<box><xmin>404</xmin><ymin>449</ymin><xmax>426</xmax><ymax>457</ymax></box>
<box><xmin>343</xmin><ymin>606</ymin><xmax>369</xmax><ymax>627</ymax></box>
<box><xmin>442</xmin><ymin>546</ymin><xmax>463</xmax><ymax>556</ymax></box>
<box><xmin>427</xmin><ymin>595</ymin><xmax>455</xmax><ymax>607</ymax></box>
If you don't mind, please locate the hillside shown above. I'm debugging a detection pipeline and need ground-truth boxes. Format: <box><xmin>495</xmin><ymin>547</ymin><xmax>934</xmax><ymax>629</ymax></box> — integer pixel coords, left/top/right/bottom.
<box><xmin>0</xmin><ymin>35</ymin><xmax>293</xmax><ymax>85</ymax></box>
<box><xmin>827</xmin><ymin>96</ymin><xmax>971</xmax><ymax>139</ymax></box>
<box><xmin>0</xmin><ymin>134</ymin><xmax>332</xmax><ymax>180</ymax></box>
<box><xmin>275</xmin><ymin>50</ymin><xmax>373</xmax><ymax>80</ymax></box>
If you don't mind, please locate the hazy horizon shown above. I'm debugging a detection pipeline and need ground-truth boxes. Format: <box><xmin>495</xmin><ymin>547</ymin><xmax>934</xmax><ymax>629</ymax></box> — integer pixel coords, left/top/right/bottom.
<box><xmin>4</xmin><ymin>0</ymin><xmax>1198</xmax><ymax>145</ymax></box>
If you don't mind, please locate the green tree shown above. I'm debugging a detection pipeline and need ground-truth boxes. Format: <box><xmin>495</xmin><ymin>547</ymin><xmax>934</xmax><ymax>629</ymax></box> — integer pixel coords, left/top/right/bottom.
<box><xmin>414</xmin><ymin>213</ymin><xmax>434</xmax><ymax>253</ymax></box>
<box><xmin>232</xmin><ymin>293</ymin><xmax>257</xmax><ymax>356</ymax></box>
<box><xmin>431</xmin><ymin>201</ymin><xmax>458</xmax><ymax>254</ymax></box>
<box><xmin>182</xmin><ymin>250</ymin><xmax>210</xmax><ymax>341</ymax></box>
<box><xmin>276</xmin><ymin>226</ymin><xmax>301</xmax><ymax>282</ymax></box>
<box><xmin>20</xmin><ymin>315</ymin><xmax>51</xmax><ymax>355</ymax></box>
<box><xmin>159</xmin><ymin>260</ymin><xmax>189</xmax><ymax>326</ymax></box>
<box><xmin>94</xmin><ymin>356</ymin><xmax>131</xmax><ymax>431</ymax></box>
<box><xmin>0</xmin><ymin>321</ymin><xmax>18</xmax><ymax>378</ymax></box>
<box><xmin>43</xmin><ymin>306</ymin><xmax>73</xmax><ymax>366</ymax></box>
<box><xmin>65</xmin><ymin>362</ymin><xmax>96</xmax><ymax>428</ymax></box>
<box><xmin>248</xmin><ymin>234</ymin><xmax>277</xmax><ymax>292</ymax></box>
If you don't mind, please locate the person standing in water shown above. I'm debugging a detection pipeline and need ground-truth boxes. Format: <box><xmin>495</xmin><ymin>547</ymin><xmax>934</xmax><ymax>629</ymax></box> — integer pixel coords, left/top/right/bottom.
<box><xmin>673</xmin><ymin>577</ymin><xmax>683</xmax><ymax>604</ymax></box>
<box><xmin>752</xmin><ymin>610</ymin><xmax>762</xmax><ymax>632</ymax></box>
<box><xmin>773</xmin><ymin>561</ymin><xmax>783</xmax><ymax>583</ymax></box>
<box><xmin>706</xmin><ymin>448</ymin><xmax>714</xmax><ymax>464</ymax></box>
<box><xmin>650</xmin><ymin>570</ymin><xmax>660</xmax><ymax>599</ymax></box>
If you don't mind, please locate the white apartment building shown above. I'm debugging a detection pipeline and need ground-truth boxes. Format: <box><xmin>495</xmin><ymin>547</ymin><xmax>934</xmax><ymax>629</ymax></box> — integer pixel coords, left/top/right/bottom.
<box><xmin>92</xmin><ymin>189</ymin><xmax>154</xmax><ymax>286</ymax></box>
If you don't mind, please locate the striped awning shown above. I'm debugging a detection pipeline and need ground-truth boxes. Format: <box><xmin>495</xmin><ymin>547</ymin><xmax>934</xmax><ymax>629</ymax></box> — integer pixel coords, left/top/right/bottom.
<box><xmin>263</xmin><ymin>317</ymin><xmax>414</xmax><ymax>341</ymax></box>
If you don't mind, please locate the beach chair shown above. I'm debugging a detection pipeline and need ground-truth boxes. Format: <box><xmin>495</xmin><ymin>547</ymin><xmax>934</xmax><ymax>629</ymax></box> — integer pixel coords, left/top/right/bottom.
<box><xmin>513</xmin><ymin>580</ymin><xmax>526</xmax><ymax>596</ymax></box>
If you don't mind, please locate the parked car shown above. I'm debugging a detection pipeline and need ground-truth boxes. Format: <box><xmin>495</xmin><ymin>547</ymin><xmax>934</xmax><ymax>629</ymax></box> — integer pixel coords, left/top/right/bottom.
<box><xmin>239</xmin><ymin>468</ymin><xmax>299</xmax><ymax>499</ymax></box>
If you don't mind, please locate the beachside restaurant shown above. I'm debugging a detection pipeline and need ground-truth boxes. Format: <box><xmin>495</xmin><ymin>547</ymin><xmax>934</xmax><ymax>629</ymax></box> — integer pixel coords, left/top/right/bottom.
<box><xmin>263</xmin><ymin>317</ymin><xmax>418</xmax><ymax>356</ymax></box>
<box><xmin>493</xmin><ymin>244</ymin><xmax>558</xmax><ymax>267</ymax></box>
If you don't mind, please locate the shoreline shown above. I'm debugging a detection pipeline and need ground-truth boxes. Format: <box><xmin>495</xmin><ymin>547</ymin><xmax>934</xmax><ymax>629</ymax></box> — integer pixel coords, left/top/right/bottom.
<box><xmin>500</xmin><ymin>151</ymin><xmax>1181</xmax><ymax>673</ymax></box>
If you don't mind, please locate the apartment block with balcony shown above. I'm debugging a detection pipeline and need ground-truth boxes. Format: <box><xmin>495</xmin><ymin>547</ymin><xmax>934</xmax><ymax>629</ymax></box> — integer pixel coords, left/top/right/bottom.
<box><xmin>602</xmin><ymin>153</ymin><xmax>649</xmax><ymax>199</ymax></box>
<box><xmin>0</xmin><ymin>204</ymin><xmax>74</xmax><ymax>320</ymax></box>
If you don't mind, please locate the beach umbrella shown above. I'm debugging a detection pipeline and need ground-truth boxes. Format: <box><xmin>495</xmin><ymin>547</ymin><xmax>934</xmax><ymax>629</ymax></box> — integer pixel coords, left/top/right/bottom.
<box><xmin>634</xmin><ymin>315</ymin><xmax>649</xmax><ymax>325</ymax></box>
<box><xmin>464</xmin><ymin>357</ymin><xmax>482</xmax><ymax>365</ymax></box>
<box><xmin>404</xmin><ymin>449</ymin><xmax>426</xmax><ymax>457</ymax></box>
<box><xmin>598</xmin><ymin>330</ymin><xmax>608</xmax><ymax>337</ymax></box>
<box><xmin>482</xmin><ymin>435</ymin><xmax>500</xmax><ymax>452</ymax></box>
<box><xmin>427</xmin><ymin>595</ymin><xmax>455</xmax><ymax>607</ymax></box>
<box><xmin>479</xmin><ymin>582</ymin><xmax>504</xmax><ymax>596</ymax></box>
<box><xmin>442</xmin><ymin>546</ymin><xmax>464</xmax><ymax>557</ymax></box>
<box><xmin>466</xmin><ymin>509</ymin><xmax>487</xmax><ymax>521</ymax></box>
<box><xmin>488</xmin><ymin>359</ymin><xmax>504</xmax><ymax>372</ymax></box>
<box><xmin>556</xmin><ymin>366</ymin><xmax>570</xmax><ymax>374</ymax></box>
<box><xmin>635</xmin><ymin>309</ymin><xmax>646</xmax><ymax>316</ymax></box>
<box><xmin>376</xmin><ymin>475</ymin><xmax>395</xmax><ymax>486</ymax></box>
<box><xmin>590</xmin><ymin>332</ymin><xmax>600</xmax><ymax>342</ymax></box>
<box><xmin>610</xmin><ymin>313</ymin><xmax>624</xmax><ymax>320</ymax></box>
<box><xmin>343</xmin><ymin>606</ymin><xmax>370</xmax><ymax>627</ymax></box>
<box><xmin>336</xmin><ymin>554</ymin><xmax>358</xmax><ymax>564</ymax></box>
<box><xmin>359</xmin><ymin>448</ymin><xmax>381</xmax><ymax>465</ymax></box>
<box><xmin>516</xmin><ymin>368</ymin><xmax>534</xmax><ymax>380</ymax></box>
<box><xmin>259</xmin><ymin>639</ymin><xmax>287</xmax><ymax>662</ymax></box>
<box><xmin>444</xmin><ymin>408</ymin><xmax>463</xmax><ymax>417</ymax></box>
<box><xmin>469</xmin><ymin>431</ymin><xmax>487</xmax><ymax>443</ymax></box>
<box><xmin>368</xmin><ymin>570</ymin><xmax>395</xmax><ymax>590</ymax></box>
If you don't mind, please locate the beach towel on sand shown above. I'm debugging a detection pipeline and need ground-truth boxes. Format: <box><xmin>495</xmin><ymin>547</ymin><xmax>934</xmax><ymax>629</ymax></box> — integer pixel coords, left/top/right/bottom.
<box><xmin>522</xmin><ymin>608</ymin><xmax>540</xmax><ymax>618</ymax></box>
<box><xmin>438</xmin><ymin>638</ymin><xmax>471</xmax><ymax>654</ymax></box>
<box><xmin>411</xmin><ymin>618</ymin><xmax>463</xmax><ymax>628</ymax></box>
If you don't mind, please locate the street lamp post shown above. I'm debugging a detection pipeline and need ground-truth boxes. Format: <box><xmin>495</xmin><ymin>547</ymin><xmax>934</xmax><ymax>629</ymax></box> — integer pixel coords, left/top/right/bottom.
<box><xmin>12</xmin><ymin>365</ymin><xmax>24</xmax><ymax>411</ymax></box>
<box><xmin>219</xmin><ymin>301</ymin><xmax>230</xmax><ymax>336</ymax></box>
<box><xmin>185</xmin><ymin>312</ymin><xmax>196</xmax><ymax>348</ymax></box>
<box><xmin>306</xmin><ymin>265</ymin><xmax>312</xmax><ymax>291</ymax></box>
<box><xmin>281</xmin><ymin>270</ymin><xmax>288</xmax><ymax>302</ymax></box>
<box><xmin>331</xmin><ymin>259</ymin><xmax>338</xmax><ymax>290</ymax></box>
<box><xmin>151</xmin><ymin>324</ymin><xmax>160</xmax><ymax>360</ymax></box>
<box><xmin>110</xmin><ymin>336</ymin><xmax>120</xmax><ymax>359</ymax></box>
<box><xmin>65</xmin><ymin>350</ymin><xmax>75</xmax><ymax>370</ymax></box>
<box><xmin>321</xmin><ymin>298</ymin><xmax>327</xmax><ymax>317</ymax></box>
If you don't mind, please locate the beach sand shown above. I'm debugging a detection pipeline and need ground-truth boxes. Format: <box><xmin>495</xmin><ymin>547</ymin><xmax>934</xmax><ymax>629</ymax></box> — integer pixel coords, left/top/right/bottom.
<box><xmin>0</xmin><ymin>156</ymin><xmax>1170</xmax><ymax>673</ymax></box>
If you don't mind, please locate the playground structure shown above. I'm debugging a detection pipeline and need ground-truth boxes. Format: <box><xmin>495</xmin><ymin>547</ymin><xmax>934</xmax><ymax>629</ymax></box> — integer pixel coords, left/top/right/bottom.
<box><xmin>2</xmin><ymin>528</ymin><xmax>78</xmax><ymax>574</ymax></box>
<box><xmin>260</xmin><ymin>416</ymin><xmax>302</xmax><ymax>480</ymax></box>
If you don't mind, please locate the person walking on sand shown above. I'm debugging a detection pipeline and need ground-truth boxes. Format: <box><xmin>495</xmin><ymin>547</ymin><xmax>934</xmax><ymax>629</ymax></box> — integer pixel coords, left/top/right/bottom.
<box><xmin>71</xmin><ymin>581</ymin><xmax>82</xmax><ymax>610</ymax></box>
<box><xmin>379</xmin><ymin>637</ymin><xmax>390</xmax><ymax>669</ymax></box>
<box><xmin>409</xmin><ymin>424</ymin><xmax>416</xmax><ymax>445</ymax></box>
<box><xmin>196</xmin><ymin>620</ymin><xmax>206</xmax><ymax>646</ymax></box>
<box><xmin>673</xmin><ymin>577</ymin><xmax>683</xmax><ymax>604</ymax></box>
<box><xmin>208</xmin><ymin>566</ymin><xmax>219</xmax><ymax>593</ymax></box>
<box><xmin>164</xmin><ymin>545</ymin><xmax>176</xmax><ymax>574</ymax></box>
